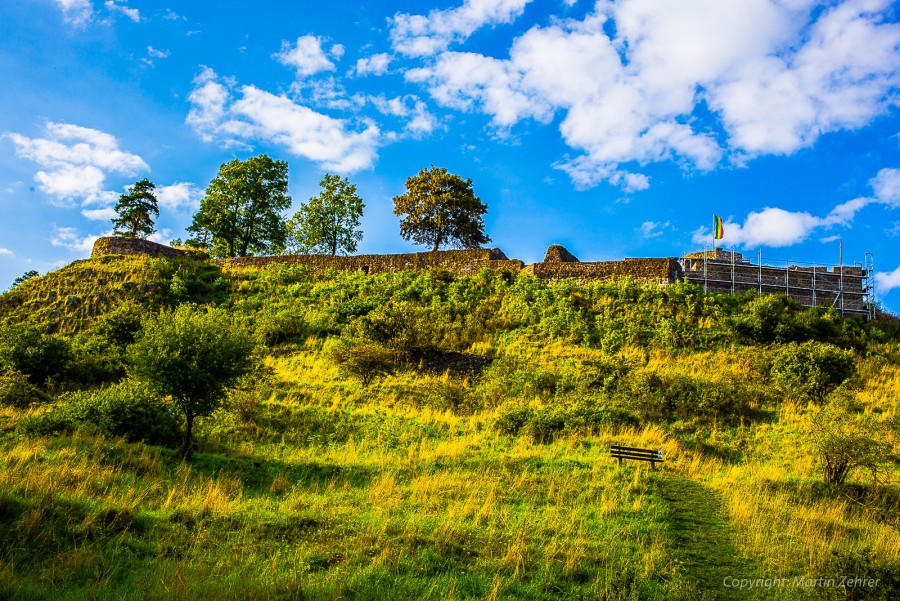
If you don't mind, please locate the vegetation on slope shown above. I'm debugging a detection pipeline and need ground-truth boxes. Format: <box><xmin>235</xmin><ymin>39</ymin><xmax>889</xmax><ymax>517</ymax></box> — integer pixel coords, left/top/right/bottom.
<box><xmin>0</xmin><ymin>255</ymin><xmax>898</xmax><ymax>600</ymax></box>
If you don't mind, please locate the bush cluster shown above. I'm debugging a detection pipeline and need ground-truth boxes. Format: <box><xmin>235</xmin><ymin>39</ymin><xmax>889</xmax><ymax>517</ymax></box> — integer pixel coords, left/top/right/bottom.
<box><xmin>21</xmin><ymin>380</ymin><xmax>180</xmax><ymax>446</ymax></box>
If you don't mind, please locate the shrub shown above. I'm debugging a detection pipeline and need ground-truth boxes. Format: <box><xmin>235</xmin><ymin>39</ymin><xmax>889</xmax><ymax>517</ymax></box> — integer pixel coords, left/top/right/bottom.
<box><xmin>331</xmin><ymin>340</ymin><xmax>400</xmax><ymax>386</ymax></box>
<box><xmin>128</xmin><ymin>304</ymin><xmax>255</xmax><ymax>457</ymax></box>
<box><xmin>0</xmin><ymin>324</ymin><xmax>71</xmax><ymax>386</ymax></box>
<box><xmin>0</xmin><ymin>369</ymin><xmax>52</xmax><ymax>408</ymax></box>
<box><xmin>254</xmin><ymin>309</ymin><xmax>307</xmax><ymax>346</ymax></box>
<box><xmin>771</xmin><ymin>341</ymin><xmax>856</xmax><ymax>403</ymax></box>
<box><xmin>20</xmin><ymin>380</ymin><xmax>180</xmax><ymax>446</ymax></box>
<box><xmin>621</xmin><ymin>369</ymin><xmax>754</xmax><ymax>424</ymax></box>
<box><xmin>495</xmin><ymin>401</ymin><xmax>639</xmax><ymax>443</ymax></box>
<box><xmin>94</xmin><ymin>300</ymin><xmax>146</xmax><ymax>348</ymax></box>
<box><xmin>807</xmin><ymin>400</ymin><xmax>893</xmax><ymax>485</ymax></box>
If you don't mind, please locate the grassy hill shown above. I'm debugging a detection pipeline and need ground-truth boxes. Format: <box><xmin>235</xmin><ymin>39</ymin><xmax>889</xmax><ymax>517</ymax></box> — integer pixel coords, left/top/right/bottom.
<box><xmin>1</xmin><ymin>254</ymin><xmax>898</xmax><ymax>600</ymax></box>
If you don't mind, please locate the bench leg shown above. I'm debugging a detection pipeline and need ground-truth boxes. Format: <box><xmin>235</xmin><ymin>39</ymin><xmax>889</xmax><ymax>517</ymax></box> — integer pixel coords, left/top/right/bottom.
<box><xmin>617</xmin><ymin>457</ymin><xmax>622</xmax><ymax>467</ymax></box>
<box><xmin>650</xmin><ymin>460</ymin><xmax>656</xmax><ymax>471</ymax></box>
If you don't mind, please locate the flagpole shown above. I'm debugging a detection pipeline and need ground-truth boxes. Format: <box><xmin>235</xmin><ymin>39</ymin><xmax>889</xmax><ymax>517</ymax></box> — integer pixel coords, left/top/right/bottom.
<box><xmin>712</xmin><ymin>215</ymin><xmax>716</xmax><ymax>252</ymax></box>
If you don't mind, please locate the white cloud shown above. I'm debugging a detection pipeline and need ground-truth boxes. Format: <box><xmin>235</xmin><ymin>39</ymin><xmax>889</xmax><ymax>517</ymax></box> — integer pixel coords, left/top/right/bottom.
<box><xmin>639</xmin><ymin>220</ymin><xmax>671</xmax><ymax>238</ymax></box>
<box><xmin>405</xmin><ymin>0</ymin><xmax>900</xmax><ymax>190</ymax></box>
<box><xmin>691</xmin><ymin>163</ymin><xmax>900</xmax><ymax>248</ymax></box>
<box><xmin>875</xmin><ymin>264</ymin><xmax>900</xmax><ymax>293</ymax></box>
<box><xmin>5</xmin><ymin>122</ymin><xmax>148</xmax><ymax>205</ymax></box>
<box><xmin>156</xmin><ymin>182</ymin><xmax>203</xmax><ymax>210</ymax></box>
<box><xmin>0</xmin><ymin>248</ymin><xmax>13</xmax><ymax>257</ymax></box>
<box><xmin>368</xmin><ymin>95</ymin><xmax>439</xmax><ymax>137</ymax></box>
<box><xmin>186</xmin><ymin>68</ymin><xmax>380</xmax><ymax>173</ymax></box>
<box><xmin>888</xmin><ymin>221</ymin><xmax>900</xmax><ymax>237</ymax></box>
<box><xmin>54</xmin><ymin>0</ymin><xmax>93</xmax><ymax>26</ymax></box>
<box><xmin>163</xmin><ymin>9</ymin><xmax>185</xmax><ymax>21</ymax></box>
<box><xmin>692</xmin><ymin>207</ymin><xmax>823</xmax><ymax>248</ymax></box>
<box><xmin>51</xmin><ymin>226</ymin><xmax>107</xmax><ymax>255</ymax></box>
<box><xmin>275</xmin><ymin>35</ymin><xmax>337</xmax><ymax>77</ymax></box>
<box><xmin>391</xmin><ymin>0</ymin><xmax>534</xmax><ymax>57</ymax></box>
<box><xmin>147</xmin><ymin>46</ymin><xmax>170</xmax><ymax>59</ymax></box>
<box><xmin>355</xmin><ymin>53</ymin><xmax>393</xmax><ymax>76</ymax></box>
<box><xmin>105</xmin><ymin>0</ymin><xmax>140</xmax><ymax>23</ymax></box>
<box><xmin>871</xmin><ymin>167</ymin><xmax>900</xmax><ymax>207</ymax></box>
<box><xmin>81</xmin><ymin>207</ymin><xmax>117</xmax><ymax>221</ymax></box>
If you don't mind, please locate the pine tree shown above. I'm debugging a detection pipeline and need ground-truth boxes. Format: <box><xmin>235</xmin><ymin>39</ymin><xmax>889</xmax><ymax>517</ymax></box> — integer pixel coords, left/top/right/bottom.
<box><xmin>112</xmin><ymin>179</ymin><xmax>159</xmax><ymax>239</ymax></box>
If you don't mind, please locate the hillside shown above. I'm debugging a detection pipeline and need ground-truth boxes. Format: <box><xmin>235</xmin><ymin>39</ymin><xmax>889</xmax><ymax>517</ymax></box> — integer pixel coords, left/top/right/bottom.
<box><xmin>1</xmin><ymin>254</ymin><xmax>899</xmax><ymax>600</ymax></box>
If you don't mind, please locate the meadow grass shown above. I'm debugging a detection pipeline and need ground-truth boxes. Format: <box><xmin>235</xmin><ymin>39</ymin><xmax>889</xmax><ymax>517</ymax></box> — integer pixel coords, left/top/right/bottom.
<box><xmin>1</xmin><ymin>259</ymin><xmax>898</xmax><ymax>599</ymax></box>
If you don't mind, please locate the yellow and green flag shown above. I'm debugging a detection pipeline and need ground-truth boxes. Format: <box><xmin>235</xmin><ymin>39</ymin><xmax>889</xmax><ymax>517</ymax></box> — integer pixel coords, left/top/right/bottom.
<box><xmin>714</xmin><ymin>215</ymin><xmax>724</xmax><ymax>240</ymax></box>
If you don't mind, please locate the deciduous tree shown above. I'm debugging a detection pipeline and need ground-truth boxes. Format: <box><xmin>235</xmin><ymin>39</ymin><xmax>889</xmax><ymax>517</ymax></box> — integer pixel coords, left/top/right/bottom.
<box><xmin>287</xmin><ymin>173</ymin><xmax>364</xmax><ymax>255</ymax></box>
<box><xmin>127</xmin><ymin>305</ymin><xmax>255</xmax><ymax>458</ymax></box>
<box><xmin>393</xmin><ymin>166</ymin><xmax>490</xmax><ymax>251</ymax></box>
<box><xmin>187</xmin><ymin>155</ymin><xmax>291</xmax><ymax>257</ymax></box>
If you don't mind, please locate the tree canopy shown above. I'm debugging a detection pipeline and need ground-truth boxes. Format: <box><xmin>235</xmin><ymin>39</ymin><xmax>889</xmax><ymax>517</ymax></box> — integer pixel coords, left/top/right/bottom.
<box><xmin>127</xmin><ymin>305</ymin><xmax>255</xmax><ymax>458</ymax></box>
<box><xmin>112</xmin><ymin>178</ymin><xmax>159</xmax><ymax>239</ymax></box>
<box><xmin>287</xmin><ymin>173</ymin><xmax>364</xmax><ymax>255</ymax></box>
<box><xmin>187</xmin><ymin>155</ymin><xmax>291</xmax><ymax>258</ymax></box>
<box><xmin>393</xmin><ymin>166</ymin><xmax>490</xmax><ymax>251</ymax></box>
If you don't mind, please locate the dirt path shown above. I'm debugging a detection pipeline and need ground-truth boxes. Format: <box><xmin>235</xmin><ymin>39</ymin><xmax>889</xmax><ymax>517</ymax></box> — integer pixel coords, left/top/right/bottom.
<box><xmin>656</xmin><ymin>475</ymin><xmax>765</xmax><ymax>600</ymax></box>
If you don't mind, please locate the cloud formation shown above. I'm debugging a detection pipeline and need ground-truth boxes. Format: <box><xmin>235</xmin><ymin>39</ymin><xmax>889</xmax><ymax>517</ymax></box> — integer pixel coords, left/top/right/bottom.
<box><xmin>156</xmin><ymin>182</ymin><xmax>203</xmax><ymax>210</ymax></box>
<box><xmin>6</xmin><ymin>122</ymin><xmax>148</xmax><ymax>206</ymax></box>
<box><xmin>692</xmin><ymin>165</ymin><xmax>900</xmax><ymax>248</ymax></box>
<box><xmin>355</xmin><ymin>53</ymin><xmax>393</xmax><ymax>77</ymax></box>
<box><xmin>391</xmin><ymin>0</ymin><xmax>533</xmax><ymax>57</ymax></box>
<box><xmin>275</xmin><ymin>36</ymin><xmax>340</xmax><ymax>77</ymax></box>
<box><xmin>875</xmin><ymin>264</ymin><xmax>900</xmax><ymax>293</ymax></box>
<box><xmin>54</xmin><ymin>0</ymin><xmax>92</xmax><ymax>26</ymax></box>
<box><xmin>404</xmin><ymin>0</ymin><xmax>899</xmax><ymax>189</ymax></box>
<box><xmin>104</xmin><ymin>1</ymin><xmax>139</xmax><ymax>23</ymax></box>
<box><xmin>186</xmin><ymin>68</ymin><xmax>380</xmax><ymax>172</ymax></box>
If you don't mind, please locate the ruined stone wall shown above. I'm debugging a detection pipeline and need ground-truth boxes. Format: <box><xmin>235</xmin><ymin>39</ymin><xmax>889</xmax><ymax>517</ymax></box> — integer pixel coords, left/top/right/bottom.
<box><xmin>523</xmin><ymin>258</ymin><xmax>682</xmax><ymax>285</ymax></box>
<box><xmin>214</xmin><ymin>248</ymin><xmax>524</xmax><ymax>276</ymax></box>
<box><xmin>682</xmin><ymin>258</ymin><xmax>868</xmax><ymax>314</ymax></box>
<box><xmin>91</xmin><ymin>237</ymin><xmax>207</xmax><ymax>260</ymax></box>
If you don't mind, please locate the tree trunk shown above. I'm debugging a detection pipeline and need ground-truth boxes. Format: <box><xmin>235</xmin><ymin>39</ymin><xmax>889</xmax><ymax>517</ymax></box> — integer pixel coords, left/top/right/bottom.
<box><xmin>179</xmin><ymin>413</ymin><xmax>194</xmax><ymax>459</ymax></box>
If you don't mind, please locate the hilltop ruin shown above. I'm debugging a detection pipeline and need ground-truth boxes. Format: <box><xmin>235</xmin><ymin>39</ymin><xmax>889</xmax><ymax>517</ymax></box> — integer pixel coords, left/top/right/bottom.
<box><xmin>90</xmin><ymin>237</ymin><xmax>873</xmax><ymax>318</ymax></box>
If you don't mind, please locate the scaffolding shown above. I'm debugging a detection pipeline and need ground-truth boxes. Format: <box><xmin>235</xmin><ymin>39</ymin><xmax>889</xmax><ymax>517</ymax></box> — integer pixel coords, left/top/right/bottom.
<box><xmin>680</xmin><ymin>248</ymin><xmax>873</xmax><ymax>319</ymax></box>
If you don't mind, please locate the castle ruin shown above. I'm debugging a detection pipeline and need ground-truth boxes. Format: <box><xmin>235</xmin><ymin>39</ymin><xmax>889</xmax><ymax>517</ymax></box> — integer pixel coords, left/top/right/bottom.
<box><xmin>91</xmin><ymin>237</ymin><xmax>874</xmax><ymax>319</ymax></box>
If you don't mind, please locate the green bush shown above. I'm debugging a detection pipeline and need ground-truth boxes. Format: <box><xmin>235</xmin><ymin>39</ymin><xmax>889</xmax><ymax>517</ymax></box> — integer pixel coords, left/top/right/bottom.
<box><xmin>254</xmin><ymin>309</ymin><xmax>307</xmax><ymax>346</ymax></box>
<box><xmin>807</xmin><ymin>399</ymin><xmax>893</xmax><ymax>485</ymax></box>
<box><xmin>331</xmin><ymin>340</ymin><xmax>400</xmax><ymax>386</ymax></box>
<box><xmin>621</xmin><ymin>370</ymin><xmax>754</xmax><ymax>424</ymax></box>
<box><xmin>0</xmin><ymin>369</ymin><xmax>52</xmax><ymax>408</ymax></box>
<box><xmin>0</xmin><ymin>324</ymin><xmax>71</xmax><ymax>386</ymax></box>
<box><xmin>495</xmin><ymin>402</ymin><xmax>639</xmax><ymax>443</ymax></box>
<box><xmin>771</xmin><ymin>341</ymin><xmax>856</xmax><ymax>403</ymax></box>
<box><xmin>20</xmin><ymin>380</ymin><xmax>180</xmax><ymax>445</ymax></box>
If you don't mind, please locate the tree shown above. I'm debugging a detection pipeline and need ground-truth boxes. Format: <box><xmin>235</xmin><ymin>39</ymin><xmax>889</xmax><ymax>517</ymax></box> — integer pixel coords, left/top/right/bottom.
<box><xmin>770</xmin><ymin>341</ymin><xmax>856</xmax><ymax>403</ymax></box>
<box><xmin>127</xmin><ymin>305</ymin><xmax>255</xmax><ymax>458</ymax></box>
<box><xmin>0</xmin><ymin>324</ymin><xmax>71</xmax><ymax>386</ymax></box>
<box><xmin>11</xmin><ymin>270</ymin><xmax>39</xmax><ymax>288</ymax></box>
<box><xmin>187</xmin><ymin>155</ymin><xmax>291</xmax><ymax>258</ymax></box>
<box><xmin>112</xmin><ymin>178</ymin><xmax>159</xmax><ymax>238</ymax></box>
<box><xmin>287</xmin><ymin>174</ymin><xmax>364</xmax><ymax>255</ymax></box>
<box><xmin>393</xmin><ymin>166</ymin><xmax>490</xmax><ymax>251</ymax></box>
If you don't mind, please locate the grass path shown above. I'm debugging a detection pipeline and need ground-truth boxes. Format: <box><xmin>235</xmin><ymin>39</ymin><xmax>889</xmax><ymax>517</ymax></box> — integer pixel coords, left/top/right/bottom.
<box><xmin>656</xmin><ymin>474</ymin><xmax>764</xmax><ymax>600</ymax></box>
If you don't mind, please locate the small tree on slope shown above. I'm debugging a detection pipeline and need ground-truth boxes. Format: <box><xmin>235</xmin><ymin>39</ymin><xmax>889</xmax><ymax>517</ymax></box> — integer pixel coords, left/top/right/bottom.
<box><xmin>128</xmin><ymin>305</ymin><xmax>254</xmax><ymax>458</ymax></box>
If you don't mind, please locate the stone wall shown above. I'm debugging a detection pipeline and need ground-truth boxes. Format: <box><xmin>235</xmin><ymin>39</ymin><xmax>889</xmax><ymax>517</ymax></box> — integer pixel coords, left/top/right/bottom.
<box><xmin>91</xmin><ymin>237</ymin><xmax>207</xmax><ymax>260</ymax></box>
<box><xmin>214</xmin><ymin>248</ymin><xmax>524</xmax><ymax>276</ymax></box>
<box><xmin>523</xmin><ymin>258</ymin><xmax>683</xmax><ymax>285</ymax></box>
<box><xmin>682</xmin><ymin>257</ymin><xmax>868</xmax><ymax>314</ymax></box>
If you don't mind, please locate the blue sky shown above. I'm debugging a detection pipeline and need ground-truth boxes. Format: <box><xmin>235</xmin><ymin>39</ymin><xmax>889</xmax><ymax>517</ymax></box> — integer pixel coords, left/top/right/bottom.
<box><xmin>1</xmin><ymin>0</ymin><xmax>899</xmax><ymax>309</ymax></box>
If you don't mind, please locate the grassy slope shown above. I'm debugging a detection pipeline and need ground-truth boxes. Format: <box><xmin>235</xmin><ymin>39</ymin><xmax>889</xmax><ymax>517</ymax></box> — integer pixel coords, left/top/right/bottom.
<box><xmin>0</xmin><ymin>256</ymin><xmax>898</xmax><ymax>600</ymax></box>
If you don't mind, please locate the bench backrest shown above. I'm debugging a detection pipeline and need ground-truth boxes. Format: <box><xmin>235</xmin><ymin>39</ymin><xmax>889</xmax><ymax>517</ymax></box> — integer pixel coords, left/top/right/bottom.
<box><xmin>609</xmin><ymin>445</ymin><xmax>663</xmax><ymax>461</ymax></box>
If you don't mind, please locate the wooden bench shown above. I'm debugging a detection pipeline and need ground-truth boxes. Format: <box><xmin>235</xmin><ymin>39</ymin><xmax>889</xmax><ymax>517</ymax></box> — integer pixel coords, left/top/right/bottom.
<box><xmin>610</xmin><ymin>445</ymin><xmax>664</xmax><ymax>470</ymax></box>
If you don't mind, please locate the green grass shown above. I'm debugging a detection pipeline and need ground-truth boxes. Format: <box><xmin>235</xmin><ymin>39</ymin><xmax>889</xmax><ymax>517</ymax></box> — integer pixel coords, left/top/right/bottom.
<box><xmin>1</xmin><ymin>256</ymin><xmax>898</xmax><ymax>599</ymax></box>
